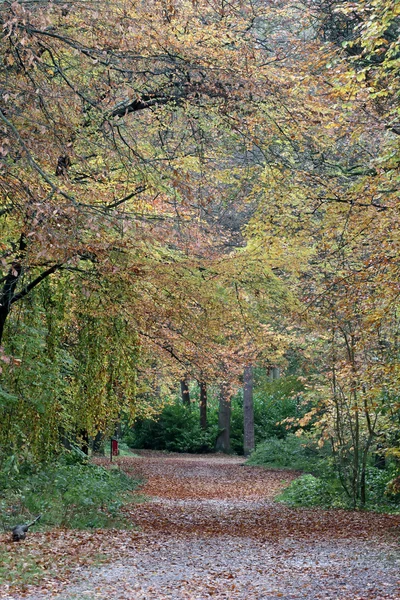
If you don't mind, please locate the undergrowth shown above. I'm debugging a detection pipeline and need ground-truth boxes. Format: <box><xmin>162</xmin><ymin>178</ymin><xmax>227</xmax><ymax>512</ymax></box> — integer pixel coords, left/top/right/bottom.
<box><xmin>0</xmin><ymin>448</ymin><xmax>142</xmax><ymax>531</ymax></box>
<box><xmin>126</xmin><ymin>377</ymin><xmax>304</xmax><ymax>454</ymax></box>
<box><xmin>125</xmin><ymin>402</ymin><xmax>220</xmax><ymax>453</ymax></box>
<box><xmin>249</xmin><ymin>435</ymin><xmax>400</xmax><ymax>512</ymax></box>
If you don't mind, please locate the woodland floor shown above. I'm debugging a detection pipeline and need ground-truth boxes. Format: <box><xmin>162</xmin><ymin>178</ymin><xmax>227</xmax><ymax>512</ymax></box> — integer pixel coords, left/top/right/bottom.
<box><xmin>1</xmin><ymin>451</ymin><xmax>400</xmax><ymax>600</ymax></box>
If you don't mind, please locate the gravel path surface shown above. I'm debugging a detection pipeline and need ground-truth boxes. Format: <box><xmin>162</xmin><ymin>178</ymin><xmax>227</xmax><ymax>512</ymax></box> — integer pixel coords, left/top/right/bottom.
<box><xmin>5</xmin><ymin>452</ymin><xmax>400</xmax><ymax>599</ymax></box>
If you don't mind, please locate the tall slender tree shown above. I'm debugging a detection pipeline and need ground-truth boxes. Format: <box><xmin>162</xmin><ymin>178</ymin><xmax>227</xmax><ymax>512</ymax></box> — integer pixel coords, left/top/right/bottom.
<box><xmin>215</xmin><ymin>383</ymin><xmax>231</xmax><ymax>453</ymax></box>
<box><xmin>243</xmin><ymin>366</ymin><xmax>255</xmax><ymax>457</ymax></box>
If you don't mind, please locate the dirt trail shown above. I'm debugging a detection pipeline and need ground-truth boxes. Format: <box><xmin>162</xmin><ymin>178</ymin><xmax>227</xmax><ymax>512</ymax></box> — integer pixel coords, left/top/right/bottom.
<box><xmin>5</xmin><ymin>452</ymin><xmax>400</xmax><ymax>599</ymax></box>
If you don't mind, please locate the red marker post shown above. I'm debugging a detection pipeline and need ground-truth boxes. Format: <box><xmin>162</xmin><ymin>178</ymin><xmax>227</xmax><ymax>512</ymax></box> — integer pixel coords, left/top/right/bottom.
<box><xmin>110</xmin><ymin>437</ymin><xmax>119</xmax><ymax>462</ymax></box>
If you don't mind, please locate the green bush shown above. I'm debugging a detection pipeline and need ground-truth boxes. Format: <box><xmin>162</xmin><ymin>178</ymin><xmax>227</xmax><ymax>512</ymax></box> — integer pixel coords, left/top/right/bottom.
<box><xmin>247</xmin><ymin>434</ymin><xmax>327</xmax><ymax>472</ymax></box>
<box><xmin>125</xmin><ymin>401</ymin><xmax>220</xmax><ymax>453</ymax></box>
<box><xmin>126</xmin><ymin>376</ymin><xmax>305</xmax><ymax>455</ymax></box>
<box><xmin>277</xmin><ymin>467</ymin><xmax>400</xmax><ymax>512</ymax></box>
<box><xmin>364</xmin><ymin>465</ymin><xmax>400</xmax><ymax>511</ymax></box>
<box><xmin>277</xmin><ymin>474</ymin><xmax>333</xmax><ymax>507</ymax></box>
<box><xmin>253</xmin><ymin>375</ymin><xmax>306</xmax><ymax>441</ymax></box>
<box><xmin>249</xmin><ymin>436</ymin><xmax>400</xmax><ymax>512</ymax></box>
<box><xmin>0</xmin><ymin>459</ymin><xmax>141</xmax><ymax>530</ymax></box>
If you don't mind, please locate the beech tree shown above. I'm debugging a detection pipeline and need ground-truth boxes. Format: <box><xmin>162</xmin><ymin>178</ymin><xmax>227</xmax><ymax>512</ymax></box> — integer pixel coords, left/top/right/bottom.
<box><xmin>215</xmin><ymin>382</ymin><xmax>231</xmax><ymax>453</ymax></box>
<box><xmin>1</xmin><ymin>0</ymin><xmax>302</xmax><ymax>453</ymax></box>
<box><xmin>245</xmin><ymin>0</ymin><xmax>400</xmax><ymax>505</ymax></box>
<box><xmin>0</xmin><ymin>0</ymin><xmax>327</xmax><ymax>341</ymax></box>
<box><xmin>2</xmin><ymin>0</ymin><xmax>397</xmax><ymax>489</ymax></box>
<box><xmin>243</xmin><ymin>365</ymin><xmax>255</xmax><ymax>456</ymax></box>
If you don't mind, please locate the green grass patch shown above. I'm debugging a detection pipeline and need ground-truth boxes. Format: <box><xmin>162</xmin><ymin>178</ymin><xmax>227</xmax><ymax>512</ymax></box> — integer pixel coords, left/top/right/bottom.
<box><xmin>0</xmin><ymin>549</ymin><xmax>44</xmax><ymax>587</ymax></box>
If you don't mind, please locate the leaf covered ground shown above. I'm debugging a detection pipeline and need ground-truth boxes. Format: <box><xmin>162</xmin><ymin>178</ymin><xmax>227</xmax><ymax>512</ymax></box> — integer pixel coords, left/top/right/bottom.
<box><xmin>1</xmin><ymin>451</ymin><xmax>399</xmax><ymax>599</ymax></box>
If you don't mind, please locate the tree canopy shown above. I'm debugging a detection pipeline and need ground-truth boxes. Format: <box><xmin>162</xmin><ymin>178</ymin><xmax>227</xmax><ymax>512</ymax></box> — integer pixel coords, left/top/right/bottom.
<box><xmin>0</xmin><ymin>0</ymin><xmax>399</xmax><ymax>505</ymax></box>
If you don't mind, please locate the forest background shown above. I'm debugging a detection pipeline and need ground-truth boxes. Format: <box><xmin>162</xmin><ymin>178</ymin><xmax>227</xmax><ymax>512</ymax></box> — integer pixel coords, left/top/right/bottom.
<box><xmin>0</xmin><ymin>0</ymin><xmax>399</xmax><ymax>527</ymax></box>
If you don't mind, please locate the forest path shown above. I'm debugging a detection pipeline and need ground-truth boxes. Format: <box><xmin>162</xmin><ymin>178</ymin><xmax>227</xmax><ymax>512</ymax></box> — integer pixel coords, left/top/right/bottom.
<box><xmin>7</xmin><ymin>451</ymin><xmax>400</xmax><ymax>599</ymax></box>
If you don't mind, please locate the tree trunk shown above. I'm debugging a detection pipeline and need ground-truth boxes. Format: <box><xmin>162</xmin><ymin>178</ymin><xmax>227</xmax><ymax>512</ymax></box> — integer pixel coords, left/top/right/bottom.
<box><xmin>0</xmin><ymin>236</ymin><xmax>25</xmax><ymax>345</ymax></box>
<box><xmin>374</xmin><ymin>445</ymin><xmax>386</xmax><ymax>469</ymax></box>
<box><xmin>215</xmin><ymin>383</ymin><xmax>231</xmax><ymax>453</ymax></box>
<box><xmin>199</xmin><ymin>381</ymin><xmax>207</xmax><ymax>430</ymax></box>
<box><xmin>92</xmin><ymin>431</ymin><xmax>105</xmax><ymax>455</ymax></box>
<box><xmin>79</xmin><ymin>429</ymin><xmax>90</xmax><ymax>455</ymax></box>
<box><xmin>180</xmin><ymin>378</ymin><xmax>190</xmax><ymax>405</ymax></box>
<box><xmin>0</xmin><ymin>305</ymin><xmax>10</xmax><ymax>346</ymax></box>
<box><xmin>269</xmin><ymin>367</ymin><xmax>280</xmax><ymax>380</ymax></box>
<box><xmin>243</xmin><ymin>365</ymin><xmax>255</xmax><ymax>456</ymax></box>
<box><xmin>0</xmin><ymin>234</ymin><xmax>61</xmax><ymax>345</ymax></box>
<box><xmin>59</xmin><ymin>427</ymin><xmax>73</xmax><ymax>451</ymax></box>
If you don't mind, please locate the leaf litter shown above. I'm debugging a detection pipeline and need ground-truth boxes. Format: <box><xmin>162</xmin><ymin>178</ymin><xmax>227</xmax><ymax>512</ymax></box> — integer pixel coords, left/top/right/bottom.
<box><xmin>1</xmin><ymin>451</ymin><xmax>399</xmax><ymax>599</ymax></box>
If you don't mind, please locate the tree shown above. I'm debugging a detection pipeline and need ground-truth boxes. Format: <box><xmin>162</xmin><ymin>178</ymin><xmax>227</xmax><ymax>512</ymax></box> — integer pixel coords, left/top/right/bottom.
<box><xmin>180</xmin><ymin>379</ymin><xmax>191</xmax><ymax>406</ymax></box>
<box><xmin>215</xmin><ymin>382</ymin><xmax>231</xmax><ymax>453</ymax></box>
<box><xmin>0</xmin><ymin>0</ymin><xmax>333</xmax><ymax>344</ymax></box>
<box><xmin>1</xmin><ymin>0</ymin><xmax>304</xmax><ymax>457</ymax></box>
<box><xmin>6</xmin><ymin>0</ymin><xmax>395</xmax><ymax>476</ymax></box>
<box><xmin>199</xmin><ymin>380</ymin><xmax>208</xmax><ymax>430</ymax></box>
<box><xmin>243</xmin><ymin>365</ymin><xmax>255</xmax><ymax>456</ymax></box>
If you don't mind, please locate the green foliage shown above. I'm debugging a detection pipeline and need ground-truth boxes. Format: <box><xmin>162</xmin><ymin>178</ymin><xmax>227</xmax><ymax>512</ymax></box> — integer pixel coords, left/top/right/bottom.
<box><xmin>278</xmin><ymin>466</ymin><xmax>400</xmax><ymax>512</ymax></box>
<box><xmin>0</xmin><ymin>277</ymin><xmax>143</xmax><ymax>464</ymax></box>
<box><xmin>277</xmin><ymin>474</ymin><xmax>334</xmax><ymax>507</ymax></box>
<box><xmin>251</xmin><ymin>375</ymin><xmax>306</xmax><ymax>442</ymax></box>
<box><xmin>364</xmin><ymin>465</ymin><xmax>400</xmax><ymax>510</ymax></box>
<box><xmin>250</xmin><ymin>435</ymin><xmax>400</xmax><ymax>512</ymax></box>
<box><xmin>247</xmin><ymin>434</ymin><xmax>326</xmax><ymax>471</ymax></box>
<box><xmin>0</xmin><ymin>459</ymin><xmax>141</xmax><ymax>530</ymax></box>
<box><xmin>0</xmin><ymin>289</ymin><xmax>71</xmax><ymax>461</ymax></box>
<box><xmin>127</xmin><ymin>376</ymin><xmax>305</xmax><ymax>455</ymax></box>
<box><xmin>126</xmin><ymin>401</ymin><xmax>219</xmax><ymax>453</ymax></box>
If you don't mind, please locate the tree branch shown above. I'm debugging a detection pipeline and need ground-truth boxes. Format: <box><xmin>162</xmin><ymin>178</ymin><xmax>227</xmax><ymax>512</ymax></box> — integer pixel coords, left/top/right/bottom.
<box><xmin>11</xmin><ymin>263</ymin><xmax>62</xmax><ymax>305</ymax></box>
<box><xmin>110</xmin><ymin>94</ymin><xmax>185</xmax><ymax>118</ymax></box>
<box><xmin>0</xmin><ymin>109</ymin><xmax>77</xmax><ymax>205</ymax></box>
<box><xmin>106</xmin><ymin>185</ymin><xmax>147</xmax><ymax>209</ymax></box>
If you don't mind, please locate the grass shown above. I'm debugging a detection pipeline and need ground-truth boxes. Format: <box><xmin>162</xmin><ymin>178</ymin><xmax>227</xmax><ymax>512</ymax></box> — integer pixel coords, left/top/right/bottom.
<box><xmin>0</xmin><ymin>549</ymin><xmax>44</xmax><ymax>587</ymax></box>
<box><xmin>0</xmin><ymin>452</ymin><xmax>143</xmax><ymax>531</ymax></box>
<box><xmin>0</xmin><ymin>451</ymin><xmax>144</xmax><ymax>591</ymax></box>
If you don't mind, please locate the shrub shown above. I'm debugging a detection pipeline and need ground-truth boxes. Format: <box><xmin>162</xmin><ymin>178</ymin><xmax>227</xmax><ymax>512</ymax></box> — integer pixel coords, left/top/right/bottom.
<box><xmin>126</xmin><ymin>376</ymin><xmax>306</xmax><ymax>455</ymax></box>
<box><xmin>0</xmin><ymin>459</ymin><xmax>141</xmax><ymax>530</ymax></box>
<box><xmin>277</xmin><ymin>474</ymin><xmax>333</xmax><ymax>507</ymax></box>
<box><xmin>250</xmin><ymin>436</ymin><xmax>400</xmax><ymax>512</ymax></box>
<box><xmin>126</xmin><ymin>401</ymin><xmax>219</xmax><ymax>453</ymax></box>
<box><xmin>247</xmin><ymin>434</ymin><xmax>327</xmax><ymax>472</ymax></box>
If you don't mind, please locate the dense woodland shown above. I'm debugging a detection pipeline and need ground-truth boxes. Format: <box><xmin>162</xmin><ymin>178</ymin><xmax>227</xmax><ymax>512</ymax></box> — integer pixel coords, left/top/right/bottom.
<box><xmin>0</xmin><ymin>0</ymin><xmax>400</xmax><ymax>521</ymax></box>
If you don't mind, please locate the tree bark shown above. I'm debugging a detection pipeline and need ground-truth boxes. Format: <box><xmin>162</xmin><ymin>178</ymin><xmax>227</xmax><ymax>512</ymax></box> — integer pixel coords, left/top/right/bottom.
<box><xmin>92</xmin><ymin>431</ymin><xmax>105</xmax><ymax>455</ymax></box>
<box><xmin>0</xmin><ymin>232</ymin><xmax>61</xmax><ymax>345</ymax></box>
<box><xmin>215</xmin><ymin>383</ymin><xmax>231</xmax><ymax>453</ymax></box>
<box><xmin>79</xmin><ymin>429</ymin><xmax>90</xmax><ymax>455</ymax></box>
<box><xmin>180</xmin><ymin>378</ymin><xmax>190</xmax><ymax>405</ymax></box>
<box><xmin>0</xmin><ymin>305</ymin><xmax>10</xmax><ymax>346</ymax></box>
<box><xmin>243</xmin><ymin>365</ymin><xmax>255</xmax><ymax>456</ymax></box>
<box><xmin>0</xmin><ymin>234</ymin><xmax>26</xmax><ymax>344</ymax></box>
<box><xmin>269</xmin><ymin>366</ymin><xmax>280</xmax><ymax>380</ymax></box>
<box><xmin>199</xmin><ymin>381</ymin><xmax>207</xmax><ymax>430</ymax></box>
<box><xmin>59</xmin><ymin>427</ymin><xmax>73</xmax><ymax>451</ymax></box>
